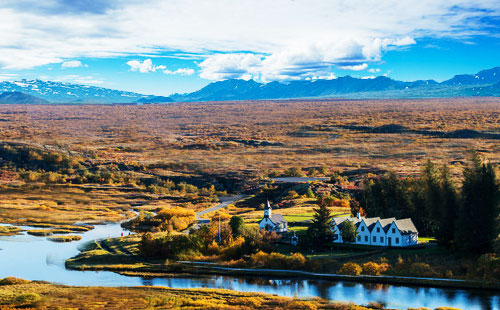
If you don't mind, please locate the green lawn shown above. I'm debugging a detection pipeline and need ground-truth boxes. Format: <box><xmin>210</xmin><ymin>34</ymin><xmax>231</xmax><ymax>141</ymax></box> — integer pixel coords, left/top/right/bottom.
<box><xmin>419</xmin><ymin>236</ymin><xmax>437</xmax><ymax>243</ymax></box>
<box><xmin>283</xmin><ymin>214</ymin><xmax>314</xmax><ymax>222</ymax></box>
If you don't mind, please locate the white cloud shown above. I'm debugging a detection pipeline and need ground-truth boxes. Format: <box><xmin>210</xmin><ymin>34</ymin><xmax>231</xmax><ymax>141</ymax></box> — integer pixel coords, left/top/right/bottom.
<box><xmin>361</xmin><ymin>75</ymin><xmax>376</xmax><ymax>79</ymax></box>
<box><xmin>338</xmin><ymin>63</ymin><xmax>368</xmax><ymax>71</ymax></box>
<box><xmin>0</xmin><ymin>0</ymin><xmax>499</xmax><ymax>81</ymax></box>
<box><xmin>163</xmin><ymin>68</ymin><xmax>195</xmax><ymax>75</ymax></box>
<box><xmin>126</xmin><ymin>59</ymin><xmax>165</xmax><ymax>73</ymax></box>
<box><xmin>199</xmin><ymin>53</ymin><xmax>263</xmax><ymax>80</ymax></box>
<box><xmin>369</xmin><ymin>68</ymin><xmax>381</xmax><ymax>73</ymax></box>
<box><xmin>61</xmin><ymin>60</ymin><xmax>86</xmax><ymax>68</ymax></box>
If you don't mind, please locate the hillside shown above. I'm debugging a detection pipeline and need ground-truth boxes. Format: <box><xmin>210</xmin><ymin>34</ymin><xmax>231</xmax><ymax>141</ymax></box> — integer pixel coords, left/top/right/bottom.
<box><xmin>136</xmin><ymin>96</ymin><xmax>174</xmax><ymax>104</ymax></box>
<box><xmin>0</xmin><ymin>92</ymin><xmax>49</xmax><ymax>104</ymax></box>
<box><xmin>0</xmin><ymin>80</ymin><xmax>146</xmax><ymax>103</ymax></box>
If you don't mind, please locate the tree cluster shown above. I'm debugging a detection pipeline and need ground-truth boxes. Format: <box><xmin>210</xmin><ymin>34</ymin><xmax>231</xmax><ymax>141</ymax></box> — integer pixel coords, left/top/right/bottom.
<box><xmin>361</xmin><ymin>152</ymin><xmax>500</xmax><ymax>254</ymax></box>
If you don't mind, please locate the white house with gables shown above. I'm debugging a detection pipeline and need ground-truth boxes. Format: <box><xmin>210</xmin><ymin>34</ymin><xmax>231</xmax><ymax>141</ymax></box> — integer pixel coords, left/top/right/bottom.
<box><xmin>331</xmin><ymin>214</ymin><xmax>418</xmax><ymax>247</ymax></box>
<box><xmin>259</xmin><ymin>200</ymin><xmax>288</xmax><ymax>233</ymax></box>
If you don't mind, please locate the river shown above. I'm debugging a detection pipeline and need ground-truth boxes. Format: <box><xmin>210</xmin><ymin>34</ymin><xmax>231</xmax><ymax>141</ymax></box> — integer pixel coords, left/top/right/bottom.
<box><xmin>0</xmin><ymin>222</ymin><xmax>499</xmax><ymax>310</ymax></box>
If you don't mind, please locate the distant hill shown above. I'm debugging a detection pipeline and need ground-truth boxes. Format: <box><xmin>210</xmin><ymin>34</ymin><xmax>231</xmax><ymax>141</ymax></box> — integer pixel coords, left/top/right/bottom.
<box><xmin>0</xmin><ymin>92</ymin><xmax>49</xmax><ymax>104</ymax></box>
<box><xmin>442</xmin><ymin>67</ymin><xmax>500</xmax><ymax>85</ymax></box>
<box><xmin>0</xmin><ymin>80</ymin><xmax>147</xmax><ymax>103</ymax></box>
<box><xmin>463</xmin><ymin>81</ymin><xmax>500</xmax><ymax>96</ymax></box>
<box><xmin>136</xmin><ymin>96</ymin><xmax>175</xmax><ymax>104</ymax></box>
<box><xmin>170</xmin><ymin>67</ymin><xmax>500</xmax><ymax>102</ymax></box>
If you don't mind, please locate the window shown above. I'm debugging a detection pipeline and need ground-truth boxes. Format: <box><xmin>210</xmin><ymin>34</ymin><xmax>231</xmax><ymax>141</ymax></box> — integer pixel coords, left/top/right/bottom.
<box><xmin>392</xmin><ymin>228</ymin><xmax>395</xmax><ymax>233</ymax></box>
<box><xmin>357</xmin><ymin>236</ymin><xmax>361</xmax><ymax>241</ymax></box>
<box><xmin>361</xmin><ymin>226</ymin><xmax>365</xmax><ymax>231</ymax></box>
<box><xmin>380</xmin><ymin>236</ymin><xmax>384</xmax><ymax>242</ymax></box>
<box><xmin>365</xmin><ymin>236</ymin><xmax>368</xmax><ymax>242</ymax></box>
<box><xmin>376</xmin><ymin>227</ymin><xmax>380</xmax><ymax>232</ymax></box>
<box><xmin>373</xmin><ymin>236</ymin><xmax>376</xmax><ymax>242</ymax></box>
<box><xmin>396</xmin><ymin>238</ymin><xmax>399</xmax><ymax>244</ymax></box>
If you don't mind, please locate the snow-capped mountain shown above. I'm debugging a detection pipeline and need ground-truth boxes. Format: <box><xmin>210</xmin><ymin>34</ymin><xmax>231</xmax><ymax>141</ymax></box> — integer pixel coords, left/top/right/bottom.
<box><xmin>0</xmin><ymin>79</ymin><xmax>147</xmax><ymax>103</ymax></box>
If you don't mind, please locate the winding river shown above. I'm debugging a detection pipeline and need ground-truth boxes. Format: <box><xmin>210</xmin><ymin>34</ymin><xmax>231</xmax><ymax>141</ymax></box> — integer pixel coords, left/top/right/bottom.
<box><xmin>0</xmin><ymin>222</ymin><xmax>499</xmax><ymax>310</ymax></box>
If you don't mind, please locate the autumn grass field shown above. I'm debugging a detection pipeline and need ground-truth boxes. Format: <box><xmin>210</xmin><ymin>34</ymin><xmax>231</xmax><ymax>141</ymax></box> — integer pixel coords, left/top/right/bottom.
<box><xmin>1</xmin><ymin>98</ymin><xmax>499</xmax><ymax>180</ymax></box>
<box><xmin>0</xmin><ymin>278</ymin><xmax>377</xmax><ymax>310</ymax></box>
<box><xmin>0</xmin><ymin>98</ymin><xmax>499</xmax><ymax>232</ymax></box>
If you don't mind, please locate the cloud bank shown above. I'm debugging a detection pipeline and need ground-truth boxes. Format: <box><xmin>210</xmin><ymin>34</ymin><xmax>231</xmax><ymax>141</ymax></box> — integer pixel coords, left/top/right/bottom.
<box><xmin>61</xmin><ymin>60</ymin><xmax>86</xmax><ymax>68</ymax></box>
<box><xmin>1</xmin><ymin>0</ymin><xmax>499</xmax><ymax>81</ymax></box>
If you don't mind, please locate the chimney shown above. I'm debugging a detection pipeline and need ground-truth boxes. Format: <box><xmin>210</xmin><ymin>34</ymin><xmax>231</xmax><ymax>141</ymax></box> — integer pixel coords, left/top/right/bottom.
<box><xmin>357</xmin><ymin>212</ymin><xmax>361</xmax><ymax>219</ymax></box>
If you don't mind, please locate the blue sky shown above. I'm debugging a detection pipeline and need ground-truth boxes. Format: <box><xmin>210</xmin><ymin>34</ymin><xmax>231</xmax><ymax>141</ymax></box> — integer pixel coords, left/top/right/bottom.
<box><xmin>0</xmin><ymin>0</ymin><xmax>499</xmax><ymax>96</ymax></box>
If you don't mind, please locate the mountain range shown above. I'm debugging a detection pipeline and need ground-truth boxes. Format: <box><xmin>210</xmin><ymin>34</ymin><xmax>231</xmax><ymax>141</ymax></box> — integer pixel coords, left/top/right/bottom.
<box><xmin>1</xmin><ymin>67</ymin><xmax>499</xmax><ymax>104</ymax></box>
<box><xmin>0</xmin><ymin>79</ymin><xmax>145</xmax><ymax>103</ymax></box>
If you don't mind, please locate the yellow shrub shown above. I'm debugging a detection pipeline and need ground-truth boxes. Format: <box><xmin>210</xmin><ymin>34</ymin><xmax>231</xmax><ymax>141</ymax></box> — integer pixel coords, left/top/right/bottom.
<box><xmin>339</xmin><ymin>262</ymin><xmax>362</xmax><ymax>275</ymax></box>
<box><xmin>362</xmin><ymin>262</ymin><xmax>381</xmax><ymax>275</ymax></box>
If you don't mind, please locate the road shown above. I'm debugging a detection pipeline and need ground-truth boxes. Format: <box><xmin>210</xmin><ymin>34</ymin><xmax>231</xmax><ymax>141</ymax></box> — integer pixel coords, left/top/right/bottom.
<box><xmin>189</xmin><ymin>194</ymin><xmax>248</xmax><ymax>231</ymax></box>
<box><xmin>270</xmin><ymin>177</ymin><xmax>329</xmax><ymax>183</ymax></box>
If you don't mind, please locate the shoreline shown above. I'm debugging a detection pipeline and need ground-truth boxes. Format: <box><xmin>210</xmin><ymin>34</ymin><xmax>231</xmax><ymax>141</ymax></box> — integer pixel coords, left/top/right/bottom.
<box><xmin>65</xmin><ymin>260</ymin><xmax>500</xmax><ymax>291</ymax></box>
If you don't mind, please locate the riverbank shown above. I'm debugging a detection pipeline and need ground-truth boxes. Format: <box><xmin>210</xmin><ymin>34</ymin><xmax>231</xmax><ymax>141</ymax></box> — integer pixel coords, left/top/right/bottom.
<box><xmin>65</xmin><ymin>239</ymin><xmax>500</xmax><ymax>291</ymax></box>
<box><xmin>67</xmin><ymin>256</ymin><xmax>500</xmax><ymax>291</ymax></box>
<box><xmin>0</xmin><ymin>277</ymin><xmax>376</xmax><ymax>310</ymax></box>
<box><xmin>65</xmin><ymin>234</ymin><xmax>500</xmax><ymax>291</ymax></box>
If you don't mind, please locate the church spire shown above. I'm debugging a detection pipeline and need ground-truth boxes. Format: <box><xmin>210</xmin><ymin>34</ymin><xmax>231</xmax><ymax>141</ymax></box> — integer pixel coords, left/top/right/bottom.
<box><xmin>264</xmin><ymin>200</ymin><xmax>272</xmax><ymax>218</ymax></box>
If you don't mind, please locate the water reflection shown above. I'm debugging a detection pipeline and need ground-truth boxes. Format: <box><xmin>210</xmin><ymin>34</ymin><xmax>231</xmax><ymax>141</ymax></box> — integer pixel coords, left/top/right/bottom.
<box><xmin>0</xmin><ymin>223</ymin><xmax>499</xmax><ymax>310</ymax></box>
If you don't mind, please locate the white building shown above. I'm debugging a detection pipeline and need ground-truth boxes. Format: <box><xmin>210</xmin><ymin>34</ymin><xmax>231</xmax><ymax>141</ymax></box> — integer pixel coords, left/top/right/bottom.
<box><xmin>259</xmin><ymin>200</ymin><xmax>288</xmax><ymax>233</ymax></box>
<box><xmin>331</xmin><ymin>214</ymin><xmax>418</xmax><ymax>247</ymax></box>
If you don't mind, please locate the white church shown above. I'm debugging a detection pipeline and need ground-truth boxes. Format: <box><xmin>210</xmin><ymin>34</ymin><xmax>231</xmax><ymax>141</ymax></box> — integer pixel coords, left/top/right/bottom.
<box><xmin>258</xmin><ymin>200</ymin><xmax>288</xmax><ymax>233</ymax></box>
<box><xmin>331</xmin><ymin>214</ymin><xmax>418</xmax><ymax>247</ymax></box>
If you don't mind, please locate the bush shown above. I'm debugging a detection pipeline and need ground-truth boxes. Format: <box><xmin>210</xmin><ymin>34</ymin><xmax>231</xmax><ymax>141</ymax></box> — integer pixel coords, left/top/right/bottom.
<box><xmin>0</xmin><ymin>277</ymin><xmax>30</xmax><ymax>285</ymax></box>
<box><xmin>361</xmin><ymin>262</ymin><xmax>381</xmax><ymax>275</ymax></box>
<box><xmin>249</xmin><ymin>251</ymin><xmax>306</xmax><ymax>269</ymax></box>
<box><xmin>408</xmin><ymin>262</ymin><xmax>436</xmax><ymax>277</ymax></box>
<box><xmin>477</xmin><ymin>253</ymin><xmax>500</xmax><ymax>280</ymax></box>
<box><xmin>14</xmin><ymin>293</ymin><xmax>42</xmax><ymax>306</ymax></box>
<box><xmin>338</xmin><ymin>262</ymin><xmax>362</xmax><ymax>275</ymax></box>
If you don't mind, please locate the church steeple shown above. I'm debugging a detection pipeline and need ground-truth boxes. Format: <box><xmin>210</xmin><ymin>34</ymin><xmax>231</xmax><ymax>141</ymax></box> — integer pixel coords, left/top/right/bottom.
<box><xmin>264</xmin><ymin>200</ymin><xmax>272</xmax><ymax>218</ymax></box>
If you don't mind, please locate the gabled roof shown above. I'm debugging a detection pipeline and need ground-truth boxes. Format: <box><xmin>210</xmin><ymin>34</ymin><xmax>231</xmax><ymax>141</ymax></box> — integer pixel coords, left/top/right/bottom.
<box><xmin>333</xmin><ymin>215</ymin><xmax>418</xmax><ymax>235</ymax></box>
<box><xmin>394</xmin><ymin>218</ymin><xmax>418</xmax><ymax>234</ymax></box>
<box><xmin>270</xmin><ymin>213</ymin><xmax>287</xmax><ymax>224</ymax></box>
<box><xmin>332</xmin><ymin>216</ymin><xmax>350</xmax><ymax>226</ymax></box>
<box><xmin>379</xmin><ymin>218</ymin><xmax>396</xmax><ymax>232</ymax></box>
<box><xmin>361</xmin><ymin>217</ymin><xmax>380</xmax><ymax>231</ymax></box>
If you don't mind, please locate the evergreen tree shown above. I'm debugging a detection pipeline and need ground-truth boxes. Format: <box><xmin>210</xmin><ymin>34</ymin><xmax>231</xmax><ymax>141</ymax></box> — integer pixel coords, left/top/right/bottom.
<box><xmin>229</xmin><ymin>216</ymin><xmax>245</xmax><ymax>238</ymax></box>
<box><xmin>436</xmin><ymin>164</ymin><xmax>458</xmax><ymax>248</ymax></box>
<box><xmin>456</xmin><ymin>152</ymin><xmax>500</xmax><ymax>253</ymax></box>
<box><xmin>420</xmin><ymin>160</ymin><xmax>443</xmax><ymax>236</ymax></box>
<box><xmin>306</xmin><ymin>201</ymin><xmax>334</xmax><ymax>250</ymax></box>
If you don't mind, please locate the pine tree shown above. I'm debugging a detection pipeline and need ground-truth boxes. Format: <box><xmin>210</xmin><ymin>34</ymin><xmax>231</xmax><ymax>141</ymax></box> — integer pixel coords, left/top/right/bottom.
<box><xmin>421</xmin><ymin>160</ymin><xmax>441</xmax><ymax>235</ymax></box>
<box><xmin>456</xmin><ymin>152</ymin><xmax>500</xmax><ymax>253</ymax></box>
<box><xmin>306</xmin><ymin>201</ymin><xmax>334</xmax><ymax>250</ymax></box>
<box><xmin>436</xmin><ymin>164</ymin><xmax>458</xmax><ymax>248</ymax></box>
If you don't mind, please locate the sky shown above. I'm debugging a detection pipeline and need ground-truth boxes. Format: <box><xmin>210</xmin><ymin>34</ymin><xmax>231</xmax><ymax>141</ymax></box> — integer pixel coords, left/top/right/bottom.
<box><xmin>0</xmin><ymin>0</ymin><xmax>499</xmax><ymax>96</ymax></box>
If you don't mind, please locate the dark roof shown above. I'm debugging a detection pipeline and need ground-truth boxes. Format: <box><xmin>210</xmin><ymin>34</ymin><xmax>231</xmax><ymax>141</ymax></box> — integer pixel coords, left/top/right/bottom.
<box><xmin>395</xmin><ymin>218</ymin><xmax>418</xmax><ymax>234</ymax></box>
<box><xmin>270</xmin><ymin>213</ymin><xmax>287</xmax><ymax>224</ymax></box>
